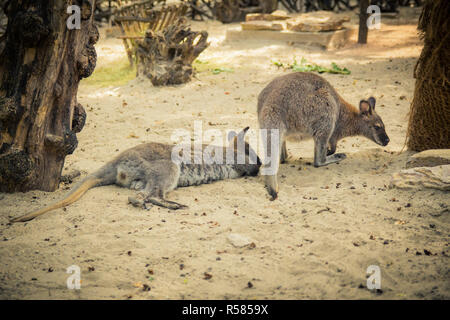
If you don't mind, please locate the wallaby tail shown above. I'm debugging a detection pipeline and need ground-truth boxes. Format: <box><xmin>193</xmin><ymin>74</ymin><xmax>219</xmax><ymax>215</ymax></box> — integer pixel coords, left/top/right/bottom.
<box><xmin>11</xmin><ymin>177</ymin><xmax>103</xmax><ymax>223</ymax></box>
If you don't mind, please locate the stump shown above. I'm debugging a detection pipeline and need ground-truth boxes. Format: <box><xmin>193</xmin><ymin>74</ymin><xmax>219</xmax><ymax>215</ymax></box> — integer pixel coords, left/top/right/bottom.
<box><xmin>114</xmin><ymin>0</ymin><xmax>184</xmax><ymax>66</ymax></box>
<box><xmin>0</xmin><ymin>0</ymin><xmax>98</xmax><ymax>192</ymax></box>
<box><xmin>136</xmin><ymin>18</ymin><xmax>208</xmax><ymax>86</ymax></box>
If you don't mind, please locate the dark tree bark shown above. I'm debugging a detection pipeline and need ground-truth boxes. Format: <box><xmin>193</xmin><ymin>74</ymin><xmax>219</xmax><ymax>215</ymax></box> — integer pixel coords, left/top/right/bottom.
<box><xmin>406</xmin><ymin>0</ymin><xmax>450</xmax><ymax>151</ymax></box>
<box><xmin>358</xmin><ymin>0</ymin><xmax>369</xmax><ymax>44</ymax></box>
<box><xmin>0</xmin><ymin>0</ymin><xmax>98</xmax><ymax>192</ymax></box>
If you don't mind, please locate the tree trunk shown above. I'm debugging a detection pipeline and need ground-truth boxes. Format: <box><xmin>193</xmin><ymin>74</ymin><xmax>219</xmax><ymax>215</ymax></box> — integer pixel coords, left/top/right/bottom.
<box><xmin>406</xmin><ymin>0</ymin><xmax>450</xmax><ymax>151</ymax></box>
<box><xmin>0</xmin><ymin>0</ymin><xmax>98</xmax><ymax>192</ymax></box>
<box><xmin>358</xmin><ymin>0</ymin><xmax>369</xmax><ymax>44</ymax></box>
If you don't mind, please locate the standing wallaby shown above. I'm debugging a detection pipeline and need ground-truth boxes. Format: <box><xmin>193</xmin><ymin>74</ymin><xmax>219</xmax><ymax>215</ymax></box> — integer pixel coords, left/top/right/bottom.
<box><xmin>11</xmin><ymin>127</ymin><xmax>261</xmax><ymax>222</ymax></box>
<box><xmin>258</xmin><ymin>72</ymin><xmax>390</xmax><ymax>200</ymax></box>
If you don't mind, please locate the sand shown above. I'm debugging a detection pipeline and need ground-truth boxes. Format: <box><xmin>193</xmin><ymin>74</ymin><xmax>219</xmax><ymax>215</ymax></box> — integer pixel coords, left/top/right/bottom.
<box><xmin>1</xmin><ymin>7</ymin><xmax>449</xmax><ymax>299</ymax></box>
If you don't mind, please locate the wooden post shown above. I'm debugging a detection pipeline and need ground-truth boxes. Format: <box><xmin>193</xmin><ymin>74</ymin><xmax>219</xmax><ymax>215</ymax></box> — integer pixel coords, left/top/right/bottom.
<box><xmin>358</xmin><ymin>0</ymin><xmax>369</xmax><ymax>44</ymax></box>
<box><xmin>0</xmin><ymin>1</ymin><xmax>98</xmax><ymax>192</ymax></box>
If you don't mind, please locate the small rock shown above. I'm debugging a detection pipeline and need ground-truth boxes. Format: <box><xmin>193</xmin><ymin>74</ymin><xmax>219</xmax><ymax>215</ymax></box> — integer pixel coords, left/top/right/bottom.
<box><xmin>241</xmin><ymin>21</ymin><xmax>284</xmax><ymax>31</ymax></box>
<box><xmin>406</xmin><ymin>149</ymin><xmax>450</xmax><ymax>169</ymax></box>
<box><xmin>245</xmin><ymin>10</ymin><xmax>290</xmax><ymax>22</ymax></box>
<box><xmin>227</xmin><ymin>233</ymin><xmax>254</xmax><ymax>248</ymax></box>
<box><xmin>203</xmin><ymin>272</ymin><xmax>213</xmax><ymax>280</ymax></box>
<box><xmin>142</xmin><ymin>284</ymin><xmax>151</xmax><ymax>292</ymax></box>
<box><xmin>286</xmin><ymin>11</ymin><xmax>349</xmax><ymax>32</ymax></box>
<box><xmin>390</xmin><ymin>165</ymin><xmax>449</xmax><ymax>191</ymax></box>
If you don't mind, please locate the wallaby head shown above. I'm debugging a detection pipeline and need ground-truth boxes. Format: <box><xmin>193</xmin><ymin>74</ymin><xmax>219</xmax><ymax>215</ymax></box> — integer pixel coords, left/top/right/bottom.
<box><xmin>228</xmin><ymin>127</ymin><xmax>261</xmax><ymax>176</ymax></box>
<box><xmin>357</xmin><ymin>97</ymin><xmax>390</xmax><ymax>147</ymax></box>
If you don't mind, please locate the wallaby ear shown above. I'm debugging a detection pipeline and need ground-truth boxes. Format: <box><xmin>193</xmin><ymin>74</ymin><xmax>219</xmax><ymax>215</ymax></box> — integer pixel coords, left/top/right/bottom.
<box><xmin>236</xmin><ymin>126</ymin><xmax>250</xmax><ymax>141</ymax></box>
<box><xmin>359</xmin><ymin>100</ymin><xmax>371</xmax><ymax>115</ymax></box>
<box><xmin>228</xmin><ymin>127</ymin><xmax>249</xmax><ymax>145</ymax></box>
<box><xmin>227</xmin><ymin>130</ymin><xmax>237</xmax><ymax>143</ymax></box>
<box><xmin>240</xmin><ymin>126</ymin><xmax>250</xmax><ymax>136</ymax></box>
<box><xmin>368</xmin><ymin>97</ymin><xmax>376</xmax><ymax>110</ymax></box>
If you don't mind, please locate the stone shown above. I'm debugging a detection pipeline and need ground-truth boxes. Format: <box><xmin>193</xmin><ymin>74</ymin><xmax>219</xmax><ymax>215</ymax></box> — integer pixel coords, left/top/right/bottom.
<box><xmin>241</xmin><ymin>21</ymin><xmax>284</xmax><ymax>31</ymax></box>
<box><xmin>226</xmin><ymin>27</ymin><xmax>353</xmax><ymax>50</ymax></box>
<box><xmin>389</xmin><ymin>165</ymin><xmax>450</xmax><ymax>191</ymax></box>
<box><xmin>245</xmin><ymin>10</ymin><xmax>290</xmax><ymax>22</ymax></box>
<box><xmin>227</xmin><ymin>233</ymin><xmax>254</xmax><ymax>248</ymax></box>
<box><xmin>406</xmin><ymin>149</ymin><xmax>450</xmax><ymax>169</ymax></box>
<box><xmin>286</xmin><ymin>11</ymin><xmax>350</xmax><ymax>32</ymax></box>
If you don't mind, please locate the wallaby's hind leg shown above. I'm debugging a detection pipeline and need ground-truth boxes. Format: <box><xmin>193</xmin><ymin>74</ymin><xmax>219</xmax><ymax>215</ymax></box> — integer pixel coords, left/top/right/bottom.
<box><xmin>280</xmin><ymin>140</ymin><xmax>288</xmax><ymax>164</ymax></box>
<box><xmin>261</xmin><ymin>128</ymin><xmax>284</xmax><ymax>200</ymax></box>
<box><xmin>128</xmin><ymin>160</ymin><xmax>188</xmax><ymax>210</ymax></box>
<box><xmin>145</xmin><ymin>197</ymin><xmax>187</xmax><ymax>210</ymax></box>
<box><xmin>314</xmin><ymin>136</ymin><xmax>346</xmax><ymax>167</ymax></box>
<box><xmin>327</xmin><ymin>138</ymin><xmax>337</xmax><ymax>156</ymax></box>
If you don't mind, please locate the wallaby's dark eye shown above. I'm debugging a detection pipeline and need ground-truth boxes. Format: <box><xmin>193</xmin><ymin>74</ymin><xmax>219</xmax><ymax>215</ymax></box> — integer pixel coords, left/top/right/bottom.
<box><xmin>374</xmin><ymin>125</ymin><xmax>382</xmax><ymax>130</ymax></box>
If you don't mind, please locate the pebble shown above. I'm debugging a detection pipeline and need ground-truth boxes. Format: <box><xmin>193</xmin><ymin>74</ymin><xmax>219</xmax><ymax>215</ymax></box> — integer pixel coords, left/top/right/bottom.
<box><xmin>227</xmin><ymin>233</ymin><xmax>254</xmax><ymax>248</ymax></box>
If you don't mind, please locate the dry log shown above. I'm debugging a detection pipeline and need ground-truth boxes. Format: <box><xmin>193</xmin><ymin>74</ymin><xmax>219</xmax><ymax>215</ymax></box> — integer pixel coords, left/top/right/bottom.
<box><xmin>136</xmin><ymin>18</ymin><xmax>208</xmax><ymax>86</ymax></box>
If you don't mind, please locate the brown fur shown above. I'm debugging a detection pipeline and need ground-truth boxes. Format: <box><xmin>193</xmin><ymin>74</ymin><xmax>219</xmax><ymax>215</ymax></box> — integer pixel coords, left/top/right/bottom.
<box><xmin>257</xmin><ymin>72</ymin><xmax>390</xmax><ymax>200</ymax></box>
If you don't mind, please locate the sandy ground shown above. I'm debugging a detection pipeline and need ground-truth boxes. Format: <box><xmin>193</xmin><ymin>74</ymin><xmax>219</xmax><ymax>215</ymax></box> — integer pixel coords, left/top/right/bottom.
<box><xmin>1</xmin><ymin>7</ymin><xmax>449</xmax><ymax>300</ymax></box>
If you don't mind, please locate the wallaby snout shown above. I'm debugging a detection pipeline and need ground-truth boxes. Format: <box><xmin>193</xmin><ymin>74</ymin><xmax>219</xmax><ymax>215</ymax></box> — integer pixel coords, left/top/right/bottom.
<box><xmin>378</xmin><ymin>132</ymin><xmax>390</xmax><ymax>146</ymax></box>
<box><xmin>358</xmin><ymin>98</ymin><xmax>390</xmax><ymax>147</ymax></box>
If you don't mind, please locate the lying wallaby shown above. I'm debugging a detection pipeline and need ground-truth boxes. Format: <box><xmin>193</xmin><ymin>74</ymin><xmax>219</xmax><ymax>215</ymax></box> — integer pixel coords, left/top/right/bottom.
<box><xmin>258</xmin><ymin>72</ymin><xmax>390</xmax><ymax>200</ymax></box>
<box><xmin>11</xmin><ymin>127</ymin><xmax>261</xmax><ymax>222</ymax></box>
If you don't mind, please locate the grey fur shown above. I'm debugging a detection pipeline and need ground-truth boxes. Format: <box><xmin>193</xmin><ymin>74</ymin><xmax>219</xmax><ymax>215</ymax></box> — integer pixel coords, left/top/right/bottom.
<box><xmin>257</xmin><ymin>72</ymin><xmax>390</xmax><ymax>200</ymax></box>
<box><xmin>11</xmin><ymin>128</ymin><xmax>261</xmax><ymax>222</ymax></box>
<box><xmin>91</xmin><ymin>127</ymin><xmax>260</xmax><ymax>208</ymax></box>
